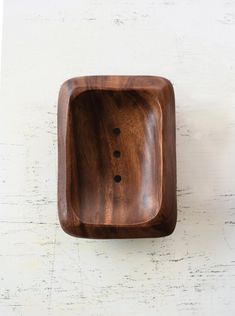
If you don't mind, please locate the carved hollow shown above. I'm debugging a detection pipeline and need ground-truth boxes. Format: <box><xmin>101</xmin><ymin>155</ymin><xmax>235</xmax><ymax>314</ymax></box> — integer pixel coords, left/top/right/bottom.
<box><xmin>58</xmin><ymin>76</ymin><xmax>177</xmax><ymax>238</ymax></box>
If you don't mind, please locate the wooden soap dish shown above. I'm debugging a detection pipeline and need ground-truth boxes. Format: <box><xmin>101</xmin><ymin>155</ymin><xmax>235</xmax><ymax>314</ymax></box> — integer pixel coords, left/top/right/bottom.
<box><xmin>58</xmin><ymin>76</ymin><xmax>177</xmax><ymax>238</ymax></box>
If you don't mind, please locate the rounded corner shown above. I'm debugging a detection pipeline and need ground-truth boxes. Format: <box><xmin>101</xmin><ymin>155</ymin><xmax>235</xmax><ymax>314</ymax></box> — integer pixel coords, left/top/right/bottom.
<box><xmin>58</xmin><ymin>217</ymin><xmax>79</xmax><ymax>238</ymax></box>
<box><xmin>158</xmin><ymin>76</ymin><xmax>174</xmax><ymax>89</ymax></box>
<box><xmin>161</xmin><ymin>207</ymin><xmax>177</xmax><ymax>237</ymax></box>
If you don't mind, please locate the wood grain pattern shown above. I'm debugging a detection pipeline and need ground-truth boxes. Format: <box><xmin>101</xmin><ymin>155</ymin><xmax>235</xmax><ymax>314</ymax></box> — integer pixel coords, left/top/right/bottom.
<box><xmin>58</xmin><ymin>76</ymin><xmax>177</xmax><ymax>238</ymax></box>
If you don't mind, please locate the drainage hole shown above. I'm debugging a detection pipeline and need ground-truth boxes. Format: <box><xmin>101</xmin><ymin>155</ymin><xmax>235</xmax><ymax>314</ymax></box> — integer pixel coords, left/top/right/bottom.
<box><xmin>113</xmin><ymin>128</ymin><xmax>120</xmax><ymax>135</ymax></box>
<box><xmin>113</xmin><ymin>150</ymin><xmax>121</xmax><ymax>158</ymax></box>
<box><xmin>114</xmin><ymin>175</ymin><xmax>122</xmax><ymax>183</ymax></box>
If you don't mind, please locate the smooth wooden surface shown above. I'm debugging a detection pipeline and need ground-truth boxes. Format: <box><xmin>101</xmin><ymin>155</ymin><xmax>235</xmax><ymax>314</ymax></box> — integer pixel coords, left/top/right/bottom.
<box><xmin>1</xmin><ymin>1</ymin><xmax>235</xmax><ymax>315</ymax></box>
<box><xmin>58</xmin><ymin>76</ymin><xmax>176</xmax><ymax>238</ymax></box>
<box><xmin>70</xmin><ymin>89</ymin><xmax>162</xmax><ymax>225</ymax></box>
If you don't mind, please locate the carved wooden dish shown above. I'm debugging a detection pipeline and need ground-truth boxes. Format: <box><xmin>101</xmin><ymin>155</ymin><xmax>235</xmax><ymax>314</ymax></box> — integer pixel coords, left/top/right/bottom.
<box><xmin>58</xmin><ymin>76</ymin><xmax>176</xmax><ymax>238</ymax></box>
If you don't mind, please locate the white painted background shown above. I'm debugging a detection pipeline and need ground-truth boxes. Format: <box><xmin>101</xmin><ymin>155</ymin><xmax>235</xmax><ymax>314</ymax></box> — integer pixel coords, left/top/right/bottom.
<box><xmin>0</xmin><ymin>0</ymin><xmax>3</xmax><ymax>76</ymax></box>
<box><xmin>0</xmin><ymin>1</ymin><xmax>235</xmax><ymax>315</ymax></box>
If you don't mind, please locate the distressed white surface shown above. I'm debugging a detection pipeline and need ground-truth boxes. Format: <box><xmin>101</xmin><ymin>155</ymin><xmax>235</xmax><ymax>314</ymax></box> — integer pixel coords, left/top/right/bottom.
<box><xmin>0</xmin><ymin>0</ymin><xmax>235</xmax><ymax>315</ymax></box>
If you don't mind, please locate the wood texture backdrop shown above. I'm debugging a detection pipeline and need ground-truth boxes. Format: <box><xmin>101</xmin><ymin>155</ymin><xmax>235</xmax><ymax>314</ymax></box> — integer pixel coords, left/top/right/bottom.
<box><xmin>0</xmin><ymin>0</ymin><xmax>235</xmax><ymax>315</ymax></box>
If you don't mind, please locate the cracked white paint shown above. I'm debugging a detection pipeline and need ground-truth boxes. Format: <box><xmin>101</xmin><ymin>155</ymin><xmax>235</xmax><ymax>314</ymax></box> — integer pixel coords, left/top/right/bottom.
<box><xmin>0</xmin><ymin>0</ymin><xmax>235</xmax><ymax>315</ymax></box>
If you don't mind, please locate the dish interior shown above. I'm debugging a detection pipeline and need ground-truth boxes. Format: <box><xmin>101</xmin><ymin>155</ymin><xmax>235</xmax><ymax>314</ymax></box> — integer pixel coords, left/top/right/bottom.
<box><xmin>68</xmin><ymin>89</ymin><xmax>162</xmax><ymax>225</ymax></box>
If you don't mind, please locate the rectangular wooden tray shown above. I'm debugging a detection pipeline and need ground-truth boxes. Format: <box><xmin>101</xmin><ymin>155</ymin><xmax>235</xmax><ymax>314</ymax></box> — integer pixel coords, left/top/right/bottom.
<box><xmin>58</xmin><ymin>76</ymin><xmax>177</xmax><ymax>238</ymax></box>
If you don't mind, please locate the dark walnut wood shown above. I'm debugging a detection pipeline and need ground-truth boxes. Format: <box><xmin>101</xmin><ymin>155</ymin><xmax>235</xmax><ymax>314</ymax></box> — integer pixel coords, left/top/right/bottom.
<box><xmin>58</xmin><ymin>76</ymin><xmax>177</xmax><ymax>238</ymax></box>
